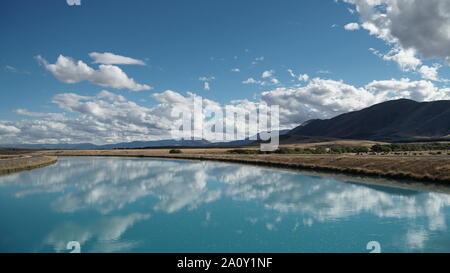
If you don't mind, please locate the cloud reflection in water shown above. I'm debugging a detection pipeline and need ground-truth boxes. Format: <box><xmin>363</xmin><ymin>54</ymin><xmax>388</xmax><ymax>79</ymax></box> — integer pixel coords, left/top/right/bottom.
<box><xmin>1</xmin><ymin>157</ymin><xmax>450</xmax><ymax>252</ymax></box>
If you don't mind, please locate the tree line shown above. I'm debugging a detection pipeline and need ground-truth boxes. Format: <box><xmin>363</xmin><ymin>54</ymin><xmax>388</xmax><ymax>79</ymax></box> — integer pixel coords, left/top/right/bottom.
<box><xmin>227</xmin><ymin>142</ymin><xmax>450</xmax><ymax>155</ymax></box>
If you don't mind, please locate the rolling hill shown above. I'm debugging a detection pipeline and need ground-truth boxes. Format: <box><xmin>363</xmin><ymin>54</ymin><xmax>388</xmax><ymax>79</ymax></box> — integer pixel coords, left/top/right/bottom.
<box><xmin>288</xmin><ymin>99</ymin><xmax>450</xmax><ymax>141</ymax></box>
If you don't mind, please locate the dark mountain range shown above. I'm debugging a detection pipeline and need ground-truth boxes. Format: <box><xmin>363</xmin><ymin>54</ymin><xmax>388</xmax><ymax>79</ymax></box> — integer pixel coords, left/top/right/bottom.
<box><xmin>288</xmin><ymin>99</ymin><xmax>450</xmax><ymax>141</ymax></box>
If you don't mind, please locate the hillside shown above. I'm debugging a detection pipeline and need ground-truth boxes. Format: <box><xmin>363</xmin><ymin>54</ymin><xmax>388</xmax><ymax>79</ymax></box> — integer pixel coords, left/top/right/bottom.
<box><xmin>288</xmin><ymin>99</ymin><xmax>450</xmax><ymax>141</ymax></box>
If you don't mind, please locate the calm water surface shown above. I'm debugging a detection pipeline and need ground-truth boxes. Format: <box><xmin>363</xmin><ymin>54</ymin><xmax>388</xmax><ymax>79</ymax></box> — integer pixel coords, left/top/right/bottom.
<box><xmin>0</xmin><ymin>157</ymin><xmax>450</xmax><ymax>253</ymax></box>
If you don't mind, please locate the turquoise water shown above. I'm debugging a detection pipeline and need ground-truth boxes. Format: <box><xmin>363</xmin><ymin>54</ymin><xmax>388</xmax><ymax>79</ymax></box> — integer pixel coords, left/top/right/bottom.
<box><xmin>1</xmin><ymin>156</ymin><xmax>450</xmax><ymax>253</ymax></box>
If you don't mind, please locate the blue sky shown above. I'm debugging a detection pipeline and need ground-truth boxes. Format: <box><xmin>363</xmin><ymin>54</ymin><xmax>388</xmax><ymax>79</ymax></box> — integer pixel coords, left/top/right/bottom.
<box><xmin>1</xmin><ymin>0</ymin><xmax>450</xmax><ymax>144</ymax></box>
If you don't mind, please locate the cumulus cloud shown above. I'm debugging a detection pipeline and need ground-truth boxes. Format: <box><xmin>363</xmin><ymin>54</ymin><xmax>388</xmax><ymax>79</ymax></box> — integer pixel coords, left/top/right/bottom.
<box><xmin>2</xmin><ymin>76</ymin><xmax>450</xmax><ymax>144</ymax></box>
<box><xmin>418</xmin><ymin>64</ymin><xmax>441</xmax><ymax>81</ymax></box>
<box><xmin>242</xmin><ymin>78</ymin><xmax>259</xmax><ymax>85</ymax></box>
<box><xmin>89</xmin><ymin>52</ymin><xmax>146</xmax><ymax>65</ymax></box>
<box><xmin>243</xmin><ymin>70</ymin><xmax>280</xmax><ymax>87</ymax></box>
<box><xmin>344</xmin><ymin>0</ymin><xmax>450</xmax><ymax>71</ymax></box>
<box><xmin>37</xmin><ymin>55</ymin><xmax>152</xmax><ymax>91</ymax></box>
<box><xmin>0</xmin><ymin>124</ymin><xmax>21</xmax><ymax>135</ymax></box>
<box><xmin>287</xmin><ymin>69</ymin><xmax>309</xmax><ymax>82</ymax></box>
<box><xmin>262</xmin><ymin>70</ymin><xmax>274</xmax><ymax>78</ymax></box>
<box><xmin>231</xmin><ymin>68</ymin><xmax>240</xmax><ymax>72</ymax></box>
<box><xmin>261</xmin><ymin>77</ymin><xmax>450</xmax><ymax>127</ymax></box>
<box><xmin>14</xmin><ymin>109</ymin><xmax>65</xmax><ymax>119</ymax></box>
<box><xmin>382</xmin><ymin>47</ymin><xmax>422</xmax><ymax>71</ymax></box>
<box><xmin>365</xmin><ymin>78</ymin><xmax>450</xmax><ymax>101</ymax></box>
<box><xmin>344</xmin><ymin>22</ymin><xmax>360</xmax><ymax>31</ymax></box>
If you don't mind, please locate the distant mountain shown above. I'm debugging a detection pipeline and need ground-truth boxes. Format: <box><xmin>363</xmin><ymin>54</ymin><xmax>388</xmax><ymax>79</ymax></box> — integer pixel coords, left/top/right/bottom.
<box><xmin>288</xmin><ymin>99</ymin><xmax>450</xmax><ymax>141</ymax></box>
<box><xmin>210</xmin><ymin>129</ymin><xmax>291</xmax><ymax>146</ymax></box>
<box><xmin>1</xmin><ymin>143</ymin><xmax>100</xmax><ymax>150</ymax></box>
<box><xmin>4</xmin><ymin>139</ymin><xmax>211</xmax><ymax>150</ymax></box>
<box><xmin>2</xmin><ymin>131</ymin><xmax>290</xmax><ymax>150</ymax></box>
<box><xmin>100</xmin><ymin>139</ymin><xmax>211</xmax><ymax>149</ymax></box>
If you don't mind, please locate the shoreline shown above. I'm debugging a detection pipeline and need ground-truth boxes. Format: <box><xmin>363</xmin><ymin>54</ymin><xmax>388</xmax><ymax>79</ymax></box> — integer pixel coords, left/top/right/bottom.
<box><xmin>38</xmin><ymin>149</ymin><xmax>450</xmax><ymax>184</ymax></box>
<box><xmin>0</xmin><ymin>156</ymin><xmax>58</xmax><ymax>175</ymax></box>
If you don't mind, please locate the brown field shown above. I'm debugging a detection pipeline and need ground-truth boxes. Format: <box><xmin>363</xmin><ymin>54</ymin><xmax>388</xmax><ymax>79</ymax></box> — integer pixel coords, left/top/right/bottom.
<box><xmin>0</xmin><ymin>155</ymin><xmax>57</xmax><ymax>175</ymax></box>
<box><xmin>34</xmin><ymin>147</ymin><xmax>450</xmax><ymax>183</ymax></box>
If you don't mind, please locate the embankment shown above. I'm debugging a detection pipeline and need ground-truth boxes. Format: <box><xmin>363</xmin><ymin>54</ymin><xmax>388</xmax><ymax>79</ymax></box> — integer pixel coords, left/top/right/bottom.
<box><xmin>0</xmin><ymin>155</ymin><xmax>58</xmax><ymax>175</ymax></box>
<box><xmin>39</xmin><ymin>149</ymin><xmax>450</xmax><ymax>183</ymax></box>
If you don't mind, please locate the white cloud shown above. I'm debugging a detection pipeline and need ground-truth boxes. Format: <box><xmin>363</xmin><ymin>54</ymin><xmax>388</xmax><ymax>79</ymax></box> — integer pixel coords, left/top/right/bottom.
<box><xmin>365</xmin><ymin>78</ymin><xmax>449</xmax><ymax>101</ymax></box>
<box><xmin>287</xmin><ymin>69</ymin><xmax>296</xmax><ymax>78</ymax></box>
<box><xmin>261</xmin><ymin>77</ymin><xmax>450</xmax><ymax>127</ymax></box>
<box><xmin>96</xmin><ymin>90</ymin><xmax>127</xmax><ymax>102</ymax></box>
<box><xmin>344</xmin><ymin>0</ymin><xmax>450</xmax><ymax>71</ymax></box>
<box><xmin>89</xmin><ymin>52</ymin><xmax>146</xmax><ymax>65</ymax></box>
<box><xmin>242</xmin><ymin>70</ymin><xmax>281</xmax><ymax>87</ymax></box>
<box><xmin>242</xmin><ymin>77</ymin><xmax>279</xmax><ymax>87</ymax></box>
<box><xmin>418</xmin><ymin>64</ymin><xmax>441</xmax><ymax>81</ymax></box>
<box><xmin>344</xmin><ymin>22</ymin><xmax>360</xmax><ymax>31</ymax></box>
<box><xmin>37</xmin><ymin>55</ymin><xmax>152</xmax><ymax>91</ymax></box>
<box><xmin>231</xmin><ymin>68</ymin><xmax>240</xmax><ymax>72</ymax></box>
<box><xmin>152</xmin><ymin>90</ymin><xmax>189</xmax><ymax>104</ymax></box>
<box><xmin>299</xmin><ymin>74</ymin><xmax>309</xmax><ymax>82</ymax></box>
<box><xmin>382</xmin><ymin>47</ymin><xmax>422</xmax><ymax>71</ymax></box>
<box><xmin>370</xmin><ymin>47</ymin><xmax>422</xmax><ymax>72</ymax></box>
<box><xmin>14</xmin><ymin>109</ymin><xmax>64</xmax><ymax>119</ymax></box>
<box><xmin>262</xmin><ymin>70</ymin><xmax>274</xmax><ymax>78</ymax></box>
<box><xmin>0</xmin><ymin>124</ymin><xmax>20</xmax><ymax>135</ymax></box>
<box><xmin>2</xmin><ymin>76</ymin><xmax>450</xmax><ymax>144</ymax></box>
<box><xmin>243</xmin><ymin>78</ymin><xmax>259</xmax><ymax>84</ymax></box>
<box><xmin>287</xmin><ymin>69</ymin><xmax>309</xmax><ymax>82</ymax></box>
<box><xmin>4</xmin><ymin>65</ymin><xmax>17</xmax><ymax>73</ymax></box>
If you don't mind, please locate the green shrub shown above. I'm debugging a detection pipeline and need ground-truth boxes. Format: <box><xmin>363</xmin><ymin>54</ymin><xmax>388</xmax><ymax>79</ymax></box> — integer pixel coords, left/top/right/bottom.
<box><xmin>371</xmin><ymin>143</ymin><xmax>450</xmax><ymax>153</ymax></box>
<box><xmin>226</xmin><ymin>149</ymin><xmax>259</xmax><ymax>154</ymax></box>
<box><xmin>169</xmin><ymin>149</ymin><xmax>182</xmax><ymax>154</ymax></box>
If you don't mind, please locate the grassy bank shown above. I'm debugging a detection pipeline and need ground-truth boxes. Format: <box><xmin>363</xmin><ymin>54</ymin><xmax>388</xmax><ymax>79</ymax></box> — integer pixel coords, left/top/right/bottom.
<box><xmin>39</xmin><ymin>149</ymin><xmax>450</xmax><ymax>183</ymax></box>
<box><xmin>0</xmin><ymin>155</ymin><xmax>58</xmax><ymax>175</ymax></box>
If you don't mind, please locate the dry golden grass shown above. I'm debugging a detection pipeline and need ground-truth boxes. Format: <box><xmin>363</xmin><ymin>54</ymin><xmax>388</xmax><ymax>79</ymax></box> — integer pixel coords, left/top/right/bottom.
<box><xmin>0</xmin><ymin>155</ymin><xmax>57</xmax><ymax>175</ymax></box>
<box><xmin>36</xmin><ymin>148</ymin><xmax>450</xmax><ymax>183</ymax></box>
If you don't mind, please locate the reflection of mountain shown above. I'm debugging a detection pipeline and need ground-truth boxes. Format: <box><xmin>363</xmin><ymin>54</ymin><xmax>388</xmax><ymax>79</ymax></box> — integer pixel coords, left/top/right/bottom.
<box><xmin>1</xmin><ymin>157</ymin><xmax>450</xmax><ymax>233</ymax></box>
<box><xmin>345</xmin><ymin>181</ymin><xmax>421</xmax><ymax>197</ymax></box>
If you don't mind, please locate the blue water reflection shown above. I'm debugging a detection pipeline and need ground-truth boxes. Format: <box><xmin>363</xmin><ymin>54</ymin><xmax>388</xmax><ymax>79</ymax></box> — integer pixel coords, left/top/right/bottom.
<box><xmin>0</xmin><ymin>157</ymin><xmax>449</xmax><ymax>253</ymax></box>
